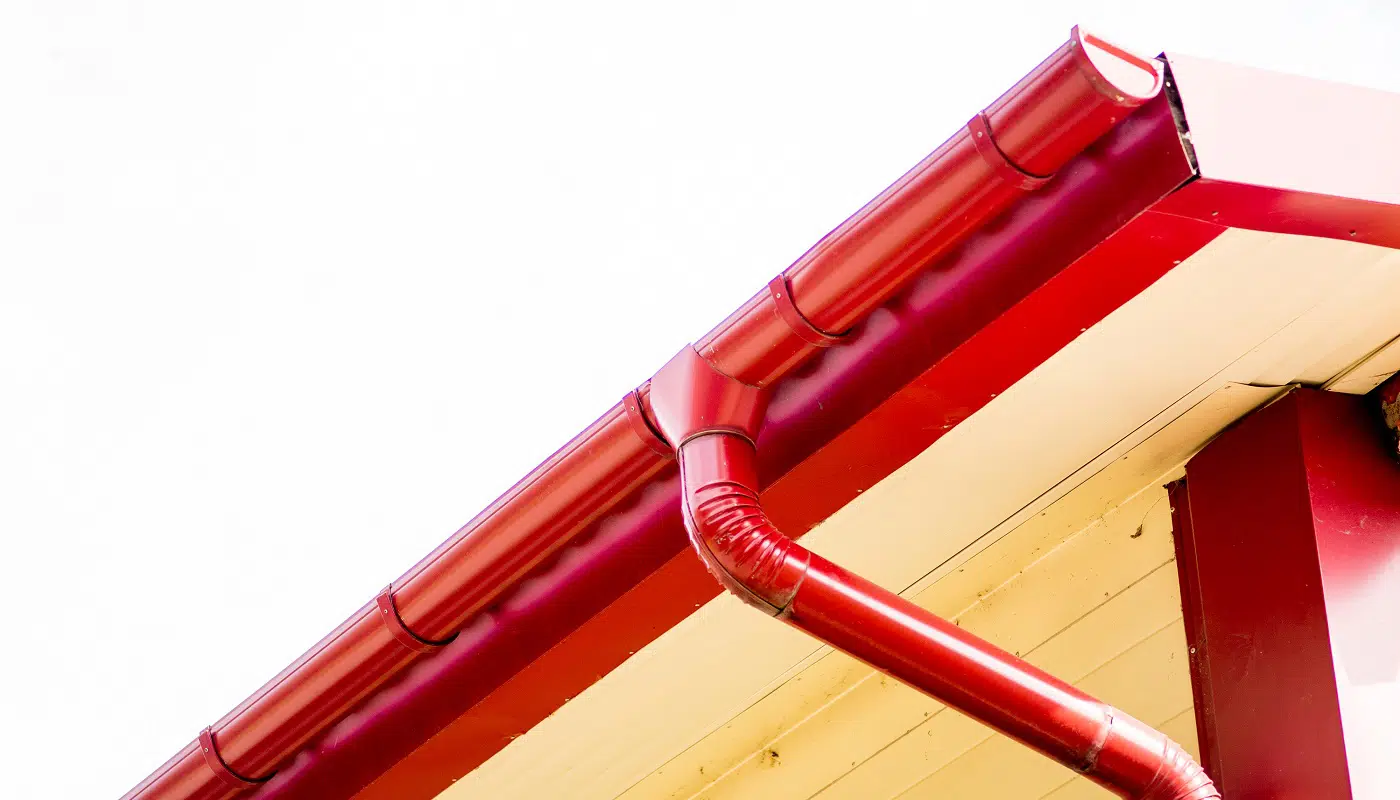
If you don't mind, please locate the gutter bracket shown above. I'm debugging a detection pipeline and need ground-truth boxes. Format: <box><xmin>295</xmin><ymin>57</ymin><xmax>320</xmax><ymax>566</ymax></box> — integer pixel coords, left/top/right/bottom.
<box><xmin>198</xmin><ymin>727</ymin><xmax>271</xmax><ymax>789</ymax></box>
<box><xmin>376</xmin><ymin>585</ymin><xmax>457</xmax><ymax>654</ymax></box>
<box><xmin>968</xmin><ymin>113</ymin><xmax>1052</xmax><ymax>191</ymax></box>
<box><xmin>768</xmin><ymin>275</ymin><xmax>845</xmax><ymax>346</ymax></box>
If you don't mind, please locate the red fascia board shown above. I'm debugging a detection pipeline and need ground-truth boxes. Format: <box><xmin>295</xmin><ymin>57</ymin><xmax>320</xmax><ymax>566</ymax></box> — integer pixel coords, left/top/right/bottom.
<box><xmin>1154</xmin><ymin>180</ymin><xmax>1400</xmax><ymax>249</ymax></box>
<box><xmin>313</xmin><ymin>98</ymin><xmax>1207</xmax><ymax>800</ymax></box>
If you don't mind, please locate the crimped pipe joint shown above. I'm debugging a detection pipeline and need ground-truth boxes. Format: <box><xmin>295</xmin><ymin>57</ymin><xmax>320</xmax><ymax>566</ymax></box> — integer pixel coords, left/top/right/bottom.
<box><xmin>649</xmin><ymin>346</ymin><xmax>1218</xmax><ymax>799</ymax></box>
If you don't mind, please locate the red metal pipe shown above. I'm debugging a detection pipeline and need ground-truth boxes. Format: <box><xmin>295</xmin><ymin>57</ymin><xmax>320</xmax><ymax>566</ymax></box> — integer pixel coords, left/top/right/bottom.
<box><xmin>124</xmin><ymin>27</ymin><xmax>1170</xmax><ymax>799</ymax></box>
<box><xmin>649</xmin><ymin>346</ymin><xmax>1219</xmax><ymax>800</ymax></box>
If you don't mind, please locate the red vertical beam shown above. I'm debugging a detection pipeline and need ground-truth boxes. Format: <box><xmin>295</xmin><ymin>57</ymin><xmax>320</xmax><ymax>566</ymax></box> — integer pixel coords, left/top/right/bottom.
<box><xmin>1172</xmin><ymin>389</ymin><xmax>1400</xmax><ymax>798</ymax></box>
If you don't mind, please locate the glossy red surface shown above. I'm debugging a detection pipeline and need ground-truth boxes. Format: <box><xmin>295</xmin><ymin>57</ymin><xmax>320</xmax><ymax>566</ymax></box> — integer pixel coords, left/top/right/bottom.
<box><xmin>1173</xmin><ymin>390</ymin><xmax>1400</xmax><ymax>798</ymax></box>
<box><xmin>125</xmin><ymin>28</ymin><xmax>1183</xmax><ymax>800</ymax></box>
<box><xmin>648</xmin><ymin>415</ymin><xmax>1215</xmax><ymax>796</ymax></box>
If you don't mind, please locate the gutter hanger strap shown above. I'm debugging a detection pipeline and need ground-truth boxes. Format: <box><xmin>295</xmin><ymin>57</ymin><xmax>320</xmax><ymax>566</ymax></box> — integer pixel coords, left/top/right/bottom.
<box><xmin>968</xmin><ymin>112</ymin><xmax>1052</xmax><ymax>191</ymax></box>
<box><xmin>768</xmin><ymin>275</ymin><xmax>844</xmax><ymax>347</ymax></box>
<box><xmin>198</xmin><ymin>728</ymin><xmax>271</xmax><ymax>789</ymax></box>
<box><xmin>376</xmin><ymin>585</ymin><xmax>457</xmax><ymax>654</ymax></box>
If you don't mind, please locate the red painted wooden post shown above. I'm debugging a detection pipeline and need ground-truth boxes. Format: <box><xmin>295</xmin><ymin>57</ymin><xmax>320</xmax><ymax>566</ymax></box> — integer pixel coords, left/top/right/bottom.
<box><xmin>1171</xmin><ymin>389</ymin><xmax>1400</xmax><ymax>799</ymax></box>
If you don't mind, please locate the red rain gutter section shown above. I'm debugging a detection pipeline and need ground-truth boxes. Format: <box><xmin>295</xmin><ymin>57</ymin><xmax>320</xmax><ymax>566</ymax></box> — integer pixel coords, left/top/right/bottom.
<box><xmin>124</xmin><ymin>28</ymin><xmax>1186</xmax><ymax>800</ymax></box>
<box><xmin>648</xmin><ymin>347</ymin><xmax>1219</xmax><ymax>799</ymax></box>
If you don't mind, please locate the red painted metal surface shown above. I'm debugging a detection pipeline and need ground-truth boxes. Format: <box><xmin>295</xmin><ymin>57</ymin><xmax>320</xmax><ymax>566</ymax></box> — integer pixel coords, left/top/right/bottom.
<box><xmin>261</xmin><ymin>92</ymin><xmax>1204</xmax><ymax>800</ymax></box>
<box><xmin>1154</xmin><ymin>179</ymin><xmax>1400</xmax><ymax>250</ymax></box>
<box><xmin>1173</xmin><ymin>389</ymin><xmax>1400</xmax><ymax>798</ymax></box>
<box><xmin>648</xmin><ymin>347</ymin><xmax>1217</xmax><ymax>799</ymax></box>
<box><xmin>124</xmin><ymin>28</ymin><xmax>1183</xmax><ymax>800</ymax></box>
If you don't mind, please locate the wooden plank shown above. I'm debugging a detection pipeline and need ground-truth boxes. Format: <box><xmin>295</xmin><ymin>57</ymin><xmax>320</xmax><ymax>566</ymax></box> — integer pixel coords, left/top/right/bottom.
<box><xmin>1326</xmin><ymin>336</ymin><xmax>1400</xmax><ymax>395</ymax></box>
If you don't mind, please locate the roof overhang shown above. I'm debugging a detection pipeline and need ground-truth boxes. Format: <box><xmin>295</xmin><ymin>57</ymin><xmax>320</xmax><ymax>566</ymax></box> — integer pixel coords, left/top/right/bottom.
<box><xmin>452</xmin><ymin>222</ymin><xmax>1400</xmax><ymax>798</ymax></box>
<box><xmin>351</xmin><ymin>57</ymin><xmax>1400</xmax><ymax>799</ymax></box>
<box><xmin>124</xmin><ymin>39</ymin><xmax>1400</xmax><ymax>800</ymax></box>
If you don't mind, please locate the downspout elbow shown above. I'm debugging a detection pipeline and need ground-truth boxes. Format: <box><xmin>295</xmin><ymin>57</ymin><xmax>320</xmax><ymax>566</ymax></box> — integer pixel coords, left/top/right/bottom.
<box><xmin>679</xmin><ymin>434</ymin><xmax>811</xmax><ymax>615</ymax></box>
<box><xmin>645</xmin><ymin>346</ymin><xmax>809</xmax><ymax>615</ymax></box>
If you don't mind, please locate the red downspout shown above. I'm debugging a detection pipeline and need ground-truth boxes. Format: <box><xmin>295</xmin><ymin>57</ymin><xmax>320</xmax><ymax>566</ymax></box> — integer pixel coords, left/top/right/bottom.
<box><xmin>649</xmin><ymin>347</ymin><xmax>1218</xmax><ymax>799</ymax></box>
<box><xmin>124</xmin><ymin>28</ymin><xmax>1184</xmax><ymax>799</ymax></box>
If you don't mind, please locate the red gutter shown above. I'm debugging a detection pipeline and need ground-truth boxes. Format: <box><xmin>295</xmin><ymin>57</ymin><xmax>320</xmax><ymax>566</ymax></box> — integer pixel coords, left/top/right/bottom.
<box><xmin>649</xmin><ymin>347</ymin><xmax>1219</xmax><ymax>799</ymax></box>
<box><xmin>125</xmin><ymin>28</ymin><xmax>1183</xmax><ymax>799</ymax></box>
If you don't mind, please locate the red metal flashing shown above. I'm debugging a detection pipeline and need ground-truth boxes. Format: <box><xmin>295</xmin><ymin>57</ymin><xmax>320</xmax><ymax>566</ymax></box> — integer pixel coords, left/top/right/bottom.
<box><xmin>124</xmin><ymin>27</ymin><xmax>1195</xmax><ymax>800</ymax></box>
<box><xmin>1154</xmin><ymin>180</ymin><xmax>1400</xmax><ymax>249</ymax></box>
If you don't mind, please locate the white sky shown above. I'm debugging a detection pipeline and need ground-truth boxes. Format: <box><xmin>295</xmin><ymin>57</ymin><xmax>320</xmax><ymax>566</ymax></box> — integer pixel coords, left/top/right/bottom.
<box><xmin>2</xmin><ymin>2</ymin><xmax>1398</xmax><ymax>797</ymax></box>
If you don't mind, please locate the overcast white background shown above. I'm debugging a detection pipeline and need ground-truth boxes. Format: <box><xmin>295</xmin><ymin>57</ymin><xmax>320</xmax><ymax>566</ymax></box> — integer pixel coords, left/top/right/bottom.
<box><xmin>2</xmin><ymin>1</ymin><xmax>1398</xmax><ymax>797</ymax></box>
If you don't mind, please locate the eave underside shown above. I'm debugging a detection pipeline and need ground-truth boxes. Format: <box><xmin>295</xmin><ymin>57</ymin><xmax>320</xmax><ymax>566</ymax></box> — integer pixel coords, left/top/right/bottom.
<box><xmin>437</xmin><ymin>227</ymin><xmax>1400</xmax><ymax>799</ymax></box>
